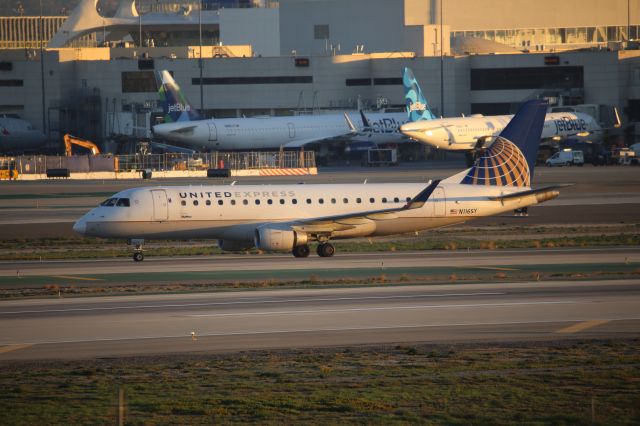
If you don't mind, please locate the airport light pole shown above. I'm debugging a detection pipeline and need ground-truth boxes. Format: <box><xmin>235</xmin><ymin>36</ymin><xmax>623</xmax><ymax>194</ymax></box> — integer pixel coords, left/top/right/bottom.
<box><xmin>39</xmin><ymin>0</ymin><xmax>46</xmax><ymax>135</ymax></box>
<box><xmin>440</xmin><ymin>0</ymin><xmax>444</xmax><ymax>117</ymax></box>
<box><xmin>199</xmin><ymin>0</ymin><xmax>204</xmax><ymax>115</ymax></box>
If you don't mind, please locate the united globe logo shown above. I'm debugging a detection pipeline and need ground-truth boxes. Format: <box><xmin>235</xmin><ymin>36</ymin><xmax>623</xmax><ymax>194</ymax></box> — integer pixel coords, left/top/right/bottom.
<box><xmin>461</xmin><ymin>137</ymin><xmax>530</xmax><ymax>187</ymax></box>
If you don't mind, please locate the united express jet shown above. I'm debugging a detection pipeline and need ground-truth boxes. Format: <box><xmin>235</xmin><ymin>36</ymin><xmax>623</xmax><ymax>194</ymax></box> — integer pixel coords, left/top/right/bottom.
<box><xmin>74</xmin><ymin>100</ymin><xmax>563</xmax><ymax>261</ymax></box>
<box><xmin>399</xmin><ymin>67</ymin><xmax>605</xmax><ymax>152</ymax></box>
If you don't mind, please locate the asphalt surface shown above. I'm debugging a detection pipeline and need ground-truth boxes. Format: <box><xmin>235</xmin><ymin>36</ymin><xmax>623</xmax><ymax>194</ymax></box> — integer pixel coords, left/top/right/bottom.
<box><xmin>0</xmin><ymin>279</ymin><xmax>638</xmax><ymax>361</ymax></box>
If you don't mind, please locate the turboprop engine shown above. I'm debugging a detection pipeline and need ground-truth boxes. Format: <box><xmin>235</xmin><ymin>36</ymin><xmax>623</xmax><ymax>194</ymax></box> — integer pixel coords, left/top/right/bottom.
<box><xmin>254</xmin><ymin>225</ymin><xmax>308</xmax><ymax>252</ymax></box>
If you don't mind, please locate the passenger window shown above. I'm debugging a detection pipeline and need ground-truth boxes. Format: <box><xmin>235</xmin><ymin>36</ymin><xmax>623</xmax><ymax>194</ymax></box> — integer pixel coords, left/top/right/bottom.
<box><xmin>100</xmin><ymin>198</ymin><xmax>117</xmax><ymax>207</ymax></box>
<box><xmin>331</xmin><ymin>198</ymin><xmax>336</xmax><ymax>204</ymax></box>
<box><xmin>268</xmin><ymin>199</ymin><xmax>273</xmax><ymax>205</ymax></box>
<box><xmin>382</xmin><ymin>197</ymin><xmax>387</xmax><ymax>203</ymax></box>
<box><xmin>181</xmin><ymin>200</ymin><xmax>186</xmax><ymax>206</ymax></box>
<box><xmin>356</xmin><ymin>198</ymin><xmax>362</xmax><ymax>203</ymax></box>
<box><xmin>343</xmin><ymin>198</ymin><xmax>348</xmax><ymax>204</ymax></box>
<box><xmin>394</xmin><ymin>197</ymin><xmax>399</xmax><ymax>203</ymax></box>
<box><xmin>193</xmin><ymin>200</ymin><xmax>199</xmax><ymax>206</ymax></box>
<box><xmin>231</xmin><ymin>200</ymin><xmax>236</xmax><ymax>205</ymax></box>
<box><xmin>116</xmin><ymin>198</ymin><xmax>130</xmax><ymax>207</ymax></box>
<box><xmin>292</xmin><ymin>199</ymin><xmax>297</xmax><ymax>205</ymax></box>
<box><xmin>369</xmin><ymin>197</ymin><xmax>375</xmax><ymax>203</ymax></box>
<box><xmin>218</xmin><ymin>200</ymin><xmax>224</xmax><ymax>206</ymax></box>
<box><xmin>406</xmin><ymin>197</ymin><xmax>411</xmax><ymax>202</ymax></box>
<box><xmin>206</xmin><ymin>200</ymin><xmax>211</xmax><ymax>206</ymax></box>
<box><xmin>280</xmin><ymin>199</ymin><xmax>285</xmax><ymax>205</ymax></box>
<box><xmin>319</xmin><ymin>198</ymin><xmax>324</xmax><ymax>204</ymax></box>
<box><xmin>255</xmin><ymin>199</ymin><xmax>260</xmax><ymax>205</ymax></box>
<box><xmin>306</xmin><ymin>198</ymin><xmax>312</xmax><ymax>204</ymax></box>
<box><xmin>243</xmin><ymin>199</ymin><xmax>248</xmax><ymax>205</ymax></box>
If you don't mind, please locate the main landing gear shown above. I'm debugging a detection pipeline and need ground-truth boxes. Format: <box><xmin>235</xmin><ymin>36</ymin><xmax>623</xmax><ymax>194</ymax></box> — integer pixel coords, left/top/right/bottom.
<box><xmin>291</xmin><ymin>243</ymin><xmax>335</xmax><ymax>258</ymax></box>
<box><xmin>130</xmin><ymin>239</ymin><xmax>145</xmax><ymax>262</ymax></box>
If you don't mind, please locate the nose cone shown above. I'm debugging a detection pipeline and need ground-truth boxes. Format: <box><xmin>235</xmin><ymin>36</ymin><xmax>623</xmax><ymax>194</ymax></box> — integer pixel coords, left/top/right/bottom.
<box><xmin>73</xmin><ymin>216</ymin><xmax>87</xmax><ymax>235</ymax></box>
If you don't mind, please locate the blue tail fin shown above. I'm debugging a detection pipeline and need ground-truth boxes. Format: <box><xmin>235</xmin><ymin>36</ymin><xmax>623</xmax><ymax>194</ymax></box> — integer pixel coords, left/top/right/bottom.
<box><xmin>156</xmin><ymin>70</ymin><xmax>202</xmax><ymax>123</ymax></box>
<box><xmin>403</xmin><ymin>67</ymin><xmax>436</xmax><ymax>122</ymax></box>
<box><xmin>460</xmin><ymin>99</ymin><xmax>548</xmax><ymax>187</ymax></box>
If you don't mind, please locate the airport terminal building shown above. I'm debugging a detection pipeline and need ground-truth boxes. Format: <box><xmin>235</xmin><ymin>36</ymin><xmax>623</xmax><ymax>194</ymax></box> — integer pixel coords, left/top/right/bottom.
<box><xmin>0</xmin><ymin>0</ymin><xmax>639</xmax><ymax>149</ymax></box>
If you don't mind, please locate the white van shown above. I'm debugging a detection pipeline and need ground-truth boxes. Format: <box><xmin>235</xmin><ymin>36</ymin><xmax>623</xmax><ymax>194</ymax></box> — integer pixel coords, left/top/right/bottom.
<box><xmin>546</xmin><ymin>150</ymin><xmax>584</xmax><ymax>167</ymax></box>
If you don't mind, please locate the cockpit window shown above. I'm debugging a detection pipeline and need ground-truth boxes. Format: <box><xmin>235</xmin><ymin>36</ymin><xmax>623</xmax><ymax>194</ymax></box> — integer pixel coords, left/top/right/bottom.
<box><xmin>100</xmin><ymin>198</ymin><xmax>117</xmax><ymax>207</ymax></box>
<box><xmin>116</xmin><ymin>198</ymin><xmax>130</xmax><ymax>207</ymax></box>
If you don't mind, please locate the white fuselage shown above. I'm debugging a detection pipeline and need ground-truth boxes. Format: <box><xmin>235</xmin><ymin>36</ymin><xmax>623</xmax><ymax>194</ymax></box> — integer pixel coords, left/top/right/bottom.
<box><xmin>152</xmin><ymin>112</ymin><xmax>407</xmax><ymax>150</ymax></box>
<box><xmin>400</xmin><ymin>112</ymin><xmax>598</xmax><ymax>150</ymax></box>
<box><xmin>74</xmin><ymin>181</ymin><xmax>546</xmax><ymax>248</ymax></box>
<box><xmin>0</xmin><ymin>117</ymin><xmax>47</xmax><ymax>152</ymax></box>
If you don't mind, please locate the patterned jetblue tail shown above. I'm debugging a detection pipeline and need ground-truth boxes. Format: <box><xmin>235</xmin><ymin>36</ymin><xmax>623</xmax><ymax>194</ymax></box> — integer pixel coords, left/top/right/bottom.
<box><xmin>403</xmin><ymin>67</ymin><xmax>437</xmax><ymax>123</ymax></box>
<box><xmin>156</xmin><ymin>70</ymin><xmax>202</xmax><ymax>123</ymax></box>
<box><xmin>460</xmin><ymin>100</ymin><xmax>548</xmax><ymax>187</ymax></box>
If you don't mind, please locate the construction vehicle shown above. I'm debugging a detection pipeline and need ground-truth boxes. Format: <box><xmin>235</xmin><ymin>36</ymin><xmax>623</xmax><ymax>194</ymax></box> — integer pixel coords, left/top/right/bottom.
<box><xmin>64</xmin><ymin>134</ymin><xmax>101</xmax><ymax>156</ymax></box>
<box><xmin>0</xmin><ymin>158</ymin><xmax>18</xmax><ymax>180</ymax></box>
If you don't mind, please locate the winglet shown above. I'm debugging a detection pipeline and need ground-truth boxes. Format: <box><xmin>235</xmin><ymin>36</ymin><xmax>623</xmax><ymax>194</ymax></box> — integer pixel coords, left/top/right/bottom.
<box><xmin>344</xmin><ymin>113</ymin><xmax>358</xmax><ymax>133</ymax></box>
<box><xmin>404</xmin><ymin>179</ymin><xmax>441</xmax><ymax>210</ymax></box>
<box><xmin>359</xmin><ymin>110</ymin><xmax>372</xmax><ymax>129</ymax></box>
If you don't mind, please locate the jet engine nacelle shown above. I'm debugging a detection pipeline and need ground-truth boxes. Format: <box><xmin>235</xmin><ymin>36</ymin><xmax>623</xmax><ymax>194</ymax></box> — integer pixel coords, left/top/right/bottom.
<box><xmin>217</xmin><ymin>239</ymin><xmax>254</xmax><ymax>252</ymax></box>
<box><xmin>254</xmin><ymin>225</ymin><xmax>308</xmax><ymax>252</ymax></box>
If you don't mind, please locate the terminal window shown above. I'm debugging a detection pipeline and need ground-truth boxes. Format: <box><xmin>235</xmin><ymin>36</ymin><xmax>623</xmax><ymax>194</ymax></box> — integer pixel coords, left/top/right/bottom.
<box><xmin>314</xmin><ymin>24</ymin><xmax>330</xmax><ymax>40</ymax></box>
<box><xmin>0</xmin><ymin>80</ymin><xmax>23</xmax><ymax>87</ymax></box>
<box><xmin>122</xmin><ymin>71</ymin><xmax>157</xmax><ymax>93</ymax></box>
<box><xmin>471</xmin><ymin>66</ymin><xmax>583</xmax><ymax>91</ymax></box>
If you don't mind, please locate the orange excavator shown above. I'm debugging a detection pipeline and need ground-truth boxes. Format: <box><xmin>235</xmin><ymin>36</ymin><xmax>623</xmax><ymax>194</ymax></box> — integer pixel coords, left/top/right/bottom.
<box><xmin>63</xmin><ymin>134</ymin><xmax>101</xmax><ymax>156</ymax></box>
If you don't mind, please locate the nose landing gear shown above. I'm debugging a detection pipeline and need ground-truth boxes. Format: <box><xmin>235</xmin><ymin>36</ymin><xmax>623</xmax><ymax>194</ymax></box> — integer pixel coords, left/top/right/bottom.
<box><xmin>130</xmin><ymin>239</ymin><xmax>145</xmax><ymax>262</ymax></box>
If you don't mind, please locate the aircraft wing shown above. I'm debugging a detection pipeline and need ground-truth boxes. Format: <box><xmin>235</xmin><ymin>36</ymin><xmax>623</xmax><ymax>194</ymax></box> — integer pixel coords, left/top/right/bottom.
<box><xmin>285</xmin><ymin>180</ymin><xmax>441</xmax><ymax>234</ymax></box>
<box><xmin>282</xmin><ymin>114</ymin><xmax>359</xmax><ymax>148</ymax></box>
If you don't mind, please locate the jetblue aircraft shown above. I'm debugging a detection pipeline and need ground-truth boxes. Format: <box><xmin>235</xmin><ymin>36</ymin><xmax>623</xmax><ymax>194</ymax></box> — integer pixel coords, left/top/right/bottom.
<box><xmin>399</xmin><ymin>67</ymin><xmax>603</xmax><ymax>151</ymax></box>
<box><xmin>74</xmin><ymin>100</ymin><xmax>564</xmax><ymax>261</ymax></box>
<box><xmin>151</xmin><ymin>71</ymin><xmax>406</xmax><ymax>150</ymax></box>
<box><xmin>0</xmin><ymin>115</ymin><xmax>47</xmax><ymax>153</ymax></box>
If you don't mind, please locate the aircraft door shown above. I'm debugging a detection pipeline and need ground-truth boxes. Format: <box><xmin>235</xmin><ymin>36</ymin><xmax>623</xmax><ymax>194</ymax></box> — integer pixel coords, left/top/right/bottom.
<box><xmin>433</xmin><ymin>186</ymin><xmax>446</xmax><ymax>217</ymax></box>
<box><xmin>287</xmin><ymin>122</ymin><xmax>295</xmax><ymax>138</ymax></box>
<box><xmin>208</xmin><ymin>123</ymin><xmax>217</xmax><ymax>141</ymax></box>
<box><xmin>151</xmin><ymin>189</ymin><xmax>168</xmax><ymax>221</ymax></box>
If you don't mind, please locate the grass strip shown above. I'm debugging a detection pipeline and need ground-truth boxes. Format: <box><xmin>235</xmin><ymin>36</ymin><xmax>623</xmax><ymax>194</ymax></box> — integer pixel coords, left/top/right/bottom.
<box><xmin>1</xmin><ymin>339</ymin><xmax>638</xmax><ymax>424</ymax></box>
<box><xmin>1</xmin><ymin>234</ymin><xmax>638</xmax><ymax>261</ymax></box>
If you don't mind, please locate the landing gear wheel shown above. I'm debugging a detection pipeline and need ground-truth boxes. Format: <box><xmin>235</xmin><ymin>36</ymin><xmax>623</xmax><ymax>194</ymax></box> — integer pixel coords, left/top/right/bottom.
<box><xmin>133</xmin><ymin>252</ymin><xmax>144</xmax><ymax>262</ymax></box>
<box><xmin>317</xmin><ymin>242</ymin><xmax>335</xmax><ymax>258</ymax></box>
<box><xmin>292</xmin><ymin>245</ymin><xmax>310</xmax><ymax>258</ymax></box>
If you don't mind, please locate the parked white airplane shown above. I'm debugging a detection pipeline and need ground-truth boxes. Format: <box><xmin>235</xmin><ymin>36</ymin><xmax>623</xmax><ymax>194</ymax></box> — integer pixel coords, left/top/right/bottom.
<box><xmin>151</xmin><ymin>70</ymin><xmax>406</xmax><ymax>150</ymax></box>
<box><xmin>0</xmin><ymin>114</ymin><xmax>47</xmax><ymax>152</ymax></box>
<box><xmin>74</xmin><ymin>100</ymin><xmax>564</xmax><ymax>261</ymax></box>
<box><xmin>399</xmin><ymin>68</ymin><xmax>608</xmax><ymax>151</ymax></box>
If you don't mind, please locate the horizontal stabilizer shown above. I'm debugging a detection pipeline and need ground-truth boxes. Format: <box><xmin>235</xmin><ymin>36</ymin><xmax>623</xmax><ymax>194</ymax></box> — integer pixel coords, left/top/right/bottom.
<box><xmin>489</xmin><ymin>184</ymin><xmax>572</xmax><ymax>202</ymax></box>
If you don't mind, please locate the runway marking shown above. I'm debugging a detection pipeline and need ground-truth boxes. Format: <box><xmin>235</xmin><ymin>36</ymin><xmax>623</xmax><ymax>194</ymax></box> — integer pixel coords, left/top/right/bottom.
<box><xmin>0</xmin><ymin>344</ymin><xmax>33</xmax><ymax>354</ymax></box>
<box><xmin>51</xmin><ymin>275</ymin><xmax>104</xmax><ymax>282</ymax></box>
<box><xmin>471</xmin><ymin>266</ymin><xmax>519</xmax><ymax>271</ymax></box>
<box><xmin>188</xmin><ymin>300</ymin><xmax>576</xmax><ymax>318</ymax></box>
<box><xmin>556</xmin><ymin>319</ymin><xmax>610</xmax><ymax>334</ymax></box>
<box><xmin>0</xmin><ymin>292</ymin><xmax>505</xmax><ymax>316</ymax></box>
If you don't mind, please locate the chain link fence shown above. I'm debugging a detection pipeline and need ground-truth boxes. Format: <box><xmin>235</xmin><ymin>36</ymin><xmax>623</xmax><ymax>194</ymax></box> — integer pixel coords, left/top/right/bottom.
<box><xmin>1</xmin><ymin>151</ymin><xmax>315</xmax><ymax>175</ymax></box>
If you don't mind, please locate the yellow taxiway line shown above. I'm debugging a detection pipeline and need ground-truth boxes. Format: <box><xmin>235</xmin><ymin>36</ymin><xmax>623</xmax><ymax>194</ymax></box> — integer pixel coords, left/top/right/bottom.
<box><xmin>556</xmin><ymin>319</ymin><xmax>610</xmax><ymax>334</ymax></box>
<box><xmin>52</xmin><ymin>275</ymin><xmax>104</xmax><ymax>281</ymax></box>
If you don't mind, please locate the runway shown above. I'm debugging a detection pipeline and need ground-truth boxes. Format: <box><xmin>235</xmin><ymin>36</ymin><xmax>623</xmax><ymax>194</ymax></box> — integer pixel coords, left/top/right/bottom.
<box><xmin>0</xmin><ymin>279</ymin><xmax>638</xmax><ymax>361</ymax></box>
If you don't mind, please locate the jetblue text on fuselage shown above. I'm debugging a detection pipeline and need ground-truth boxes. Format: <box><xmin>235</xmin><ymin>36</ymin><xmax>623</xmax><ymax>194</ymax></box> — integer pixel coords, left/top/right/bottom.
<box><xmin>554</xmin><ymin>117</ymin><xmax>587</xmax><ymax>133</ymax></box>
<box><xmin>370</xmin><ymin>118</ymin><xmax>407</xmax><ymax>134</ymax></box>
